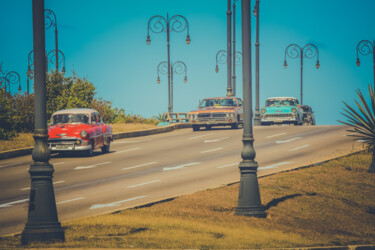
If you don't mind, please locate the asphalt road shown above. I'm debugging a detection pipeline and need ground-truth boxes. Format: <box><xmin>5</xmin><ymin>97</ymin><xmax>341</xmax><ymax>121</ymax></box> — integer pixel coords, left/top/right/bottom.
<box><xmin>0</xmin><ymin>125</ymin><xmax>362</xmax><ymax>236</ymax></box>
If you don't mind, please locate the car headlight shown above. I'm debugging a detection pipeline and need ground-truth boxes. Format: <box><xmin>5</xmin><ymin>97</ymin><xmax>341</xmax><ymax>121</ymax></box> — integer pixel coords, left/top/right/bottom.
<box><xmin>226</xmin><ymin>112</ymin><xmax>235</xmax><ymax>118</ymax></box>
<box><xmin>261</xmin><ymin>108</ymin><xmax>266</xmax><ymax>114</ymax></box>
<box><xmin>291</xmin><ymin>108</ymin><xmax>297</xmax><ymax>113</ymax></box>
<box><xmin>80</xmin><ymin>130</ymin><xmax>88</xmax><ymax>138</ymax></box>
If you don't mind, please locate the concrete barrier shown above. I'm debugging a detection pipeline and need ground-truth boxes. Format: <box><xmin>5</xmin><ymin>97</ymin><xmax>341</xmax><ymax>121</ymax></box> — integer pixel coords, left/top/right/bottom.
<box><xmin>0</xmin><ymin>123</ymin><xmax>192</xmax><ymax>160</ymax></box>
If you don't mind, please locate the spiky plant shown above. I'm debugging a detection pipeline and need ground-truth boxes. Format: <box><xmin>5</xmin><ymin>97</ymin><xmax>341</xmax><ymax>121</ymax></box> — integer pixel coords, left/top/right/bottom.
<box><xmin>339</xmin><ymin>85</ymin><xmax>375</xmax><ymax>173</ymax></box>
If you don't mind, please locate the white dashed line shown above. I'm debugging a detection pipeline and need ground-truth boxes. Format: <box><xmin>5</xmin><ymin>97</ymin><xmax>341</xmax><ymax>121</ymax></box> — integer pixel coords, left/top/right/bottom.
<box><xmin>200</xmin><ymin>148</ymin><xmax>223</xmax><ymax>154</ymax></box>
<box><xmin>266</xmin><ymin>133</ymin><xmax>286</xmax><ymax>139</ymax></box>
<box><xmin>53</xmin><ymin>162</ymin><xmax>65</xmax><ymax>165</ymax></box>
<box><xmin>217</xmin><ymin>163</ymin><xmax>238</xmax><ymax>169</ymax></box>
<box><xmin>113</xmin><ymin>140</ymin><xmax>141</xmax><ymax>144</ymax></box>
<box><xmin>127</xmin><ymin>180</ymin><xmax>160</xmax><ymax>188</ymax></box>
<box><xmin>289</xmin><ymin>144</ymin><xmax>311</xmax><ymax>151</ymax></box>
<box><xmin>204</xmin><ymin>137</ymin><xmax>229</xmax><ymax>143</ymax></box>
<box><xmin>0</xmin><ymin>162</ymin><xmax>28</xmax><ymax>169</ymax></box>
<box><xmin>90</xmin><ymin>196</ymin><xmax>147</xmax><ymax>210</ymax></box>
<box><xmin>276</xmin><ymin>137</ymin><xmax>302</xmax><ymax>144</ymax></box>
<box><xmin>115</xmin><ymin>147</ymin><xmax>142</xmax><ymax>154</ymax></box>
<box><xmin>74</xmin><ymin>162</ymin><xmax>111</xmax><ymax>170</ymax></box>
<box><xmin>259</xmin><ymin>162</ymin><xmax>292</xmax><ymax>170</ymax></box>
<box><xmin>188</xmin><ymin>133</ymin><xmax>215</xmax><ymax>140</ymax></box>
<box><xmin>163</xmin><ymin>162</ymin><xmax>201</xmax><ymax>171</ymax></box>
<box><xmin>122</xmin><ymin>162</ymin><xmax>157</xmax><ymax>171</ymax></box>
<box><xmin>57</xmin><ymin>197</ymin><xmax>85</xmax><ymax>205</ymax></box>
<box><xmin>21</xmin><ymin>180</ymin><xmax>65</xmax><ymax>191</ymax></box>
<box><xmin>0</xmin><ymin>198</ymin><xmax>29</xmax><ymax>208</ymax></box>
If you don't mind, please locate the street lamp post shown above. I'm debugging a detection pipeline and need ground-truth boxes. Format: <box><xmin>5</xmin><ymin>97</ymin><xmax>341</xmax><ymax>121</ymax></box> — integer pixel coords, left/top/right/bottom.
<box><xmin>356</xmin><ymin>40</ymin><xmax>375</xmax><ymax>89</ymax></box>
<box><xmin>0</xmin><ymin>71</ymin><xmax>21</xmax><ymax>96</ymax></box>
<box><xmin>146</xmin><ymin>13</ymin><xmax>190</xmax><ymax>113</ymax></box>
<box><xmin>45</xmin><ymin>9</ymin><xmax>59</xmax><ymax>72</ymax></box>
<box><xmin>284</xmin><ymin>43</ymin><xmax>320</xmax><ymax>105</ymax></box>
<box><xmin>235</xmin><ymin>0</ymin><xmax>266</xmax><ymax>218</ymax></box>
<box><xmin>157</xmin><ymin>61</ymin><xmax>188</xmax><ymax>112</ymax></box>
<box><xmin>215</xmin><ymin>49</ymin><xmax>242</xmax><ymax>96</ymax></box>
<box><xmin>226</xmin><ymin>0</ymin><xmax>233</xmax><ymax>96</ymax></box>
<box><xmin>21</xmin><ymin>0</ymin><xmax>64</xmax><ymax>244</ymax></box>
<box><xmin>48</xmin><ymin>49</ymin><xmax>66</xmax><ymax>74</ymax></box>
<box><xmin>253</xmin><ymin>0</ymin><xmax>261</xmax><ymax>126</ymax></box>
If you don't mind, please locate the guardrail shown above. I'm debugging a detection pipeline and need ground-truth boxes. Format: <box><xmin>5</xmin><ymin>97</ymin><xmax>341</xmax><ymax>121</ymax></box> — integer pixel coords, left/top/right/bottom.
<box><xmin>164</xmin><ymin>112</ymin><xmax>190</xmax><ymax>123</ymax></box>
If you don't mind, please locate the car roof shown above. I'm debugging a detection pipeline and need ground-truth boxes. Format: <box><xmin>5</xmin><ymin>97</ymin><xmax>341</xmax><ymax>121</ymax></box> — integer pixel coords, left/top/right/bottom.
<box><xmin>52</xmin><ymin>108</ymin><xmax>98</xmax><ymax>116</ymax></box>
<box><xmin>266</xmin><ymin>97</ymin><xmax>298</xmax><ymax>100</ymax></box>
<box><xmin>202</xmin><ymin>97</ymin><xmax>239</xmax><ymax>100</ymax></box>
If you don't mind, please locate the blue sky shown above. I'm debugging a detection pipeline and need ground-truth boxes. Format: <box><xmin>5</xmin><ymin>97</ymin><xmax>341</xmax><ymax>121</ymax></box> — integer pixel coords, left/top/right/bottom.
<box><xmin>0</xmin><ymin>0</ymin><xmax>374</xmax><ymax>125</ymax></box>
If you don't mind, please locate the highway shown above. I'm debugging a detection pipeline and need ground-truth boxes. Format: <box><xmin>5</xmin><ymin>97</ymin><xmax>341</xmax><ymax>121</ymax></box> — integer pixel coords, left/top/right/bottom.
<box><xmin>0</xmin><ymin>125</ymin><xmax>362</xmax><ymax>236</ymax></box>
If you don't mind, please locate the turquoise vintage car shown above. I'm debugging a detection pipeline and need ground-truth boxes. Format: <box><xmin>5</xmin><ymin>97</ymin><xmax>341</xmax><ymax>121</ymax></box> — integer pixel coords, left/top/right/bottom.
<box><xmin>260</xmin><ymin>97</ymin><xmax>304</xmax><ymax>125</ymax></box>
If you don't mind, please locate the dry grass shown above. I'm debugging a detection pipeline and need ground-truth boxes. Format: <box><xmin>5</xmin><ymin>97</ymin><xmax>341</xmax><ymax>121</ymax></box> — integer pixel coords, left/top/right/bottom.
<box><xmin>0</xmin><ymin>123</ymin><xmax>157</xmax><ymax>153</ymax></box>
<box><xmin>1</xmin><ymin>152</ymin><xmax>374</xmax><ymax>249</ymax></box>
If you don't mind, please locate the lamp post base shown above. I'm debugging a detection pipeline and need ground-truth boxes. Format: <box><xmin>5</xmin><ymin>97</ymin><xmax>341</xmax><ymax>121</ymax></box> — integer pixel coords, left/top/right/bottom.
<box><xmin>235</xmin><ymin>206</ymin><xmax>267</xmax><ymax>217</ymax></box>
<box><xmin>21</xmin><ymin>223</ymin><xmax>65</xmax><ymax>244</ymax></box>
<box><xmin>254</xmin><ymin>113</ymin><xmax>261</xmax><ymax>126</ymax></box>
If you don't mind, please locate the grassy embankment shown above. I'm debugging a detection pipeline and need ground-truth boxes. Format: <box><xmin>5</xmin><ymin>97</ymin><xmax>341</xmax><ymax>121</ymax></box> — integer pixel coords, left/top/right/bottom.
<box><xmin>0</xmin><ymin>123</ymin><xmax>157</xmax><ymax>152</ymax></box>
<box><xmin>0</xmin><ymin>151</ymin><xmax>374</xmax><ymax>249</ymax></box>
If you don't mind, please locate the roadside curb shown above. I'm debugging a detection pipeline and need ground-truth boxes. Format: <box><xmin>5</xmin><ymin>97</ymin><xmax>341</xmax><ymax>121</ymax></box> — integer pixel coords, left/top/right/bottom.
<box><xmin>0</xmin><ymin>123</ymin><xmax>192</xmax><ymax>160</ymax></box>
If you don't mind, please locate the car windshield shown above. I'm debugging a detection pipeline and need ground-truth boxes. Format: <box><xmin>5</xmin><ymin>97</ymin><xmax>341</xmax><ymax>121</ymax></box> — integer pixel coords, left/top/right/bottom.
<box><xmin>266</xmin><ymin>99</ymin><xmax>296</xmax><ymax>106</ymax></box>
<box><xmin>51</xmin><ymin>114</ymin><xmax>89</xmax><ymax>125</ymax></box>
<box><xmin>199</xmin><ymin>98</ymin><xmax>237</xmax><ymax>108</ymax></box>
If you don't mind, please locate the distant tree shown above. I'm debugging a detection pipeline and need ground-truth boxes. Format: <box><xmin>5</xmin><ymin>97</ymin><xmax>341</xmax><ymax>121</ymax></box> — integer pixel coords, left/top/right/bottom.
<box><xmin>0</xmin><ymin>89</ymin><xmax>17</xmax><ymax>139</ymax></box>
<box><xmin>12</xmin><ymin>93</ymin><xmax>35</xmax><ymax>132</ymax></box>
<box><xmin>64</xmin><ymin>77</ymin><xmax>96</xmax><ymax>109</ymax></box>
<box><xmin>90</xmin><ymin>98</ymin><xmax>116</xmax><ymax>123</ymax></box>
<box><xmin>339</xmin><ymin>85</ymin><xmax>375</xmax><ymax>173</ymax></box>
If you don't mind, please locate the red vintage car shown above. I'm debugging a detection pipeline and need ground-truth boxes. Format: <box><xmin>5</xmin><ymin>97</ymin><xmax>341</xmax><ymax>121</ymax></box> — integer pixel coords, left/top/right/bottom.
<box><xmin>48</xmin><ymin>108</ymin><xmax>113</xmax><ymax>156</ymax></box>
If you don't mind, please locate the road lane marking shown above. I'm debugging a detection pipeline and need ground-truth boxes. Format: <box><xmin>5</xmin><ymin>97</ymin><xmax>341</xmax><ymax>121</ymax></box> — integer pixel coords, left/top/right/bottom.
<box><xmin>90</xmin><ymin>196</ymin><xmax>147</xmax><ymax>210</ymax></box>
<box><xmin>188</xmin><ymin>133</ymin><xmax>215</xmax><ymax>140</ymax></box>
<box><xmin>0</xmin><ymin>198</ymin><xmax>29</xmax><ymax>208</ymax></box>
<box><xmin>276</xmin><ymin>137</ymin><xmax>302</xmax><ymax>144</ymax></box>
<box><xmin>217</xmin><ymin>163</ymin><xmax>238</xmax><ymax>169</ymax></box>
<box><xmin>0</xmin><ymin>162</ymin><xmax>28</xmax><ymax>169</ymax></box>
<box><xmin>122</xmin><ymin>162</ymin><xmax>157</xmax><ymax>171</ymax></box>
<box><xmin>57</xmin><ymin>197</ymin><xmax>85</xmax><ymax>205</ymax></box>
<box><xmin>266</xmin><ymin>133</ymin><xmax>286</xmax><ymax>139</ymax></box>
<box><xmin>204</xmin><ymin>137</ymin><xmax>229</xmax><ymax>143</ymax></box>
<box><xmin>289</xmin><ymin>144</ymin><xmax>311</xmax><ymax>151</ymax></box>
<box><xmin>163</xmin><ymin>162</ymin><xmax>201</xmax><ymax>171</ymax></box>
<box><xmin>21</xmin><ymin>180</ymin><xmax>65</xmax><ymax>191</ymax></box>
<box><xmin>54</xmin><ymin>162</ymin><xmax>65</xmax><ymax>165</ymax></box>
<box><xmin>200</xmin><ymin>148</ymin><xmax>223</xmax><ymax>154</ymax></box>
<box><xmin>115</xmin><ymin>147</ymin><xmax>142</xmax><ymax>154</ymax></box>
<box><xmin>259</xmin><ymin>162</ymin><xmax>292</xmax><ymax>170</ymax></box>
<box><xmin>74</xmin><ymin>162</ymin><xmax>111</xmax><ymax>170</ymax></box>
<box><xmin>127</xmin><ymin>180</ymin><xmax>160</xmax><ymax>188</ymax></box>
<box><xmin>113</xmin><ymin>140</ymin><xmax>141</xmax><ymax>144</ymax></box>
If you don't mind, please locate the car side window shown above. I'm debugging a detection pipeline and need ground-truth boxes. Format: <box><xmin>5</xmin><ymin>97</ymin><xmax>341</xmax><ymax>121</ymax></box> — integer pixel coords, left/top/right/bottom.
<box><xmin>237</xmin><ymin>98</ymin><xmax>243</xmax><ymax>107</ymax></box>
<box><xmin>91</xmin><ymin>114</ymin><xmax>97</xmax><ymax>124</ymax></box>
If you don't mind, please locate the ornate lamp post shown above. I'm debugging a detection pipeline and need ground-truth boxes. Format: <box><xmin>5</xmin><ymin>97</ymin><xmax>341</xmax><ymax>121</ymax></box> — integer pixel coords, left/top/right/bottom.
<box><xmin>146</xmin><ymin>13</ymin><xmax>190</xmax><ymax>113</ymax></box>
<box><xmin>253</xmin><ymin>0</ymin><xmax>261</xmax><ymax>126</ymax></box>
<box><xmin>284</xmin><ymin>43</ymin><xmax>320</xmax><ymax>105</ymax></box>
<box><xmin>356</xmin><ymin>40</ymin><xmax>375</xmax><ymax>89</ymax></box>
<box><xmin>235</xmin><ymin>0</ymin><xmax>266</xmax><ymax>218</ymax></box>
<box><xmin>157</xmin><ymin>61</ymin><xmax>187</xmax><ymax>112</ymax></box>
<box><xmin>21</xmin><ymin>0</ymin><xmax>64</xmax><ymax>244</ymax></box>
<box><xmin>0</xmin><ymin>71</ymin><xmax>21</xmax><ymax>96</ymax></box>
<box><xmin>48</xmin><ymin>49</ymin><xmax>66</xmax><ymax>74</ymax></box>
<box><xmin>226</xmin><ymin>0</ymin><xmax>233</xmax><ymax>96</ymax></box>
<box><xmin>44</xmin><ymin>9</ymin><xmax>59</xmax><ymax>72</ymax></box>
<box><xmin>232</xmin><ymin>0</ymin><xmax>237</xmax><ymax>96</ymax></box>
<box><xmin>215</xmin><ymin>49</ymin><xmax>242</xmax><ymax>96</ymax></box>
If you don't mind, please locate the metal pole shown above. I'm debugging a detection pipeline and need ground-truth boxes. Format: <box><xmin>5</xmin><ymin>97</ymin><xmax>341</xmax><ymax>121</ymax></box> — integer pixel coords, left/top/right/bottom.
<box><xmin>55</xmin><ymin>25</ymin><xmax>58</xmax><ymax>72</ymax></box>
<box><xmin>254</xmin><ymin>0</ymin><xmax>261</xmax><ymax>126</ymax></box>
<box><xmin>300</xmin><ymin>49</ymin><xmax>303</xmax><ymax>105</ymax></box>
<box><xmin>373</xmin><ymin>41</ymin><xmax>375</xmax><ymax>90</ymax></box>
<box><xmin>167</xmin><ymin>14</ymin><xmax>172</xmax><ymax>113</ymax></box>
<box><xmin>235</xmin><ymin>0</ymin><xmax>266</xmax><ymax>218</ymax></box>
<box><xmin>232</xmin><ymin>0</ymin><xmax>236</xmax><ymax>96</ymax></box>
<box><xmin>226</xmin><ymin>0</ymin><xmax>233</xmax><ymax>96</ymax></box>
<box><xmin>21</xmin><ymin>0</ymin><xmax>64</xmax><ymax>244</ymax></box>
<box><xmin>171</xmin><ymin>62</ymin><xmax>173</xmax><ymax>112</ymax></box>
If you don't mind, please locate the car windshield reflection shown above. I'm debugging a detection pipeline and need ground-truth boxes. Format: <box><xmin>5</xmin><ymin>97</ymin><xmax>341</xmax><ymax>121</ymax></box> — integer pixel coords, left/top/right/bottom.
<box><xmin>199</xmin><ymin>98</ymin><xmax>237</xmax><ymax>108</ymax></box>
<box><xmin>52</xmin><ymin>114</ymin><xmax>89</xmax><ymax>125</ymax></box>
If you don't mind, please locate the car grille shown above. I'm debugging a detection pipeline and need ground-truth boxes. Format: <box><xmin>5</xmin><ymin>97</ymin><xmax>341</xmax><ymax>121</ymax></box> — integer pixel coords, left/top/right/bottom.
<box><xmin>264</xmin><ymin>113</ymin><xmax>293</xmax><ymax>118</ymax></box>
<box><xmin>198</xmin><ymin>112</ymin><xmax>226</xmax><ymax>121</ymax></box>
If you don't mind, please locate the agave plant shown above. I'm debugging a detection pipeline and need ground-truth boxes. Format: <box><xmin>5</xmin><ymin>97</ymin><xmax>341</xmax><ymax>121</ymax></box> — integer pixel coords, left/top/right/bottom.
<box><xmin>339</xmin><ymin>85</ymin><xmax>375</xmax><ymax>173</ymax></box>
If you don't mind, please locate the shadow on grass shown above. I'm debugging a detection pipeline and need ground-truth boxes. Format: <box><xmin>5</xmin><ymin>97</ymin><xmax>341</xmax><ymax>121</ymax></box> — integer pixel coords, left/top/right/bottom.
<box><xmin>265</xmin><ymin>192</ymin><xmax>317</xmax><ymax>210</ymax></box>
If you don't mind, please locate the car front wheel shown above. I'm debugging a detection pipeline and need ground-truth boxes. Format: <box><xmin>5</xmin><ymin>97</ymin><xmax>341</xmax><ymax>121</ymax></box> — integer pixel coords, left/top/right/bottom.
<box><xmin>192</xmin><ymin>125</ymin><xmax>200</xmax><ymax>131</ymax></box>
<box><xmin>86</xmin><ymin>141</ymin><xmax>94</xmax><ymax>157</ymax></box>
<box><xmin>101</xmin><ymin>138</ymin><xmax>110</xmax><ymax>153</ymax></box>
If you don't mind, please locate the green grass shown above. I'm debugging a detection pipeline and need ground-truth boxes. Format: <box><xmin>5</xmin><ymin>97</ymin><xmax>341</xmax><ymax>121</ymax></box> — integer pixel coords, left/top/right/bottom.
<box><xmin>1</xmin><ymin>152</ymin><xmax>374</xmax><ymax>249</ymax></box>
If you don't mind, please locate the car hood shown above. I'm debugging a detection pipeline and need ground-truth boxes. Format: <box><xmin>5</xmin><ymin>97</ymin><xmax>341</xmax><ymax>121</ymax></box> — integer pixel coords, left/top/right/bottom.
<box><xmin>190</xmin><ymin>107</ymin><xmax>238</xmax><ymax>113</ymax></box>
<box><xmin>48</xmin><ymin>124</ymin><xmax>92</xmax><ymax>138</ymax></box>
<box><xmin>264</xmin><ymin>106</ymin><xmax>295</xmax><ymax>114</ymax></box>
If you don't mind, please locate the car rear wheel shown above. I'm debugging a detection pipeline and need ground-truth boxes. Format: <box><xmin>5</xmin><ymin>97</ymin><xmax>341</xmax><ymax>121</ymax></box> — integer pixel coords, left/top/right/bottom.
<box><xmin>101</xmin><ymin>138</ymin><xmax>110</xmax><ymax>153</ymax></box>
<box><xmin>231</xmin><ymin>117</ymin><xmax>239</xmax><ymax>129</ymax></box>
<box><xmin>206</xmin><ymin>125</ymin><xmax>212</xmax><ymax>130</ymax></box>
